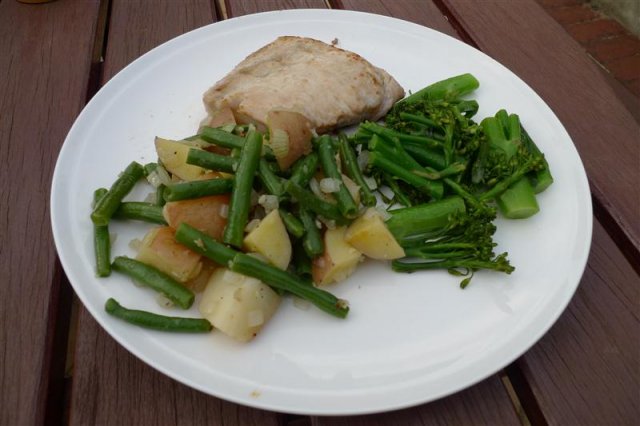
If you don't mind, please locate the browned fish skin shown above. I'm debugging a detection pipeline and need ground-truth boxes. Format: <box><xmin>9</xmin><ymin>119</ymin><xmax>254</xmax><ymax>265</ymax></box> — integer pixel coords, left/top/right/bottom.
<box><xmin>203</xmin><ymin>36</ymin><xmax>405</xmax><ymax>133</ymax></box>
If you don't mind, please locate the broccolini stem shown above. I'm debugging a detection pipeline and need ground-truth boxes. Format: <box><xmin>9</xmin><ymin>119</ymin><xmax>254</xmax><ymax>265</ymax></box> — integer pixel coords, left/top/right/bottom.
<box><xmin>385</xmin><ymin>196</ymin><xmax>466</xmax><ymax>242</ymax></box>
<box><xmin>369</xmin><ymin>152</ymin><xmax>443</xmax><ymax>199</ymax></box>
<box><xmin>399</xmin><ymin>73</ymin><xmax>480</xmax><ymax>104</ymax></box>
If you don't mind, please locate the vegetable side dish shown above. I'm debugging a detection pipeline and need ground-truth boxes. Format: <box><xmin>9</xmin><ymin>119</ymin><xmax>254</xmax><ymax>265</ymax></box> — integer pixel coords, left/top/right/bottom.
<box><xmin>91</xmin><ymin>37</ymin><xmax>553</xmax><ymax>342</ymax></box>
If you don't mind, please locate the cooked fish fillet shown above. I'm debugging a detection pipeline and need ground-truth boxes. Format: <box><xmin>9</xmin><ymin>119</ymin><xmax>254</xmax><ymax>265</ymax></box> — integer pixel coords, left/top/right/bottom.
<box><xmin>203</xmin><ymin>36</ymin><xmax>404</xmax><ymax>133</ymax></box>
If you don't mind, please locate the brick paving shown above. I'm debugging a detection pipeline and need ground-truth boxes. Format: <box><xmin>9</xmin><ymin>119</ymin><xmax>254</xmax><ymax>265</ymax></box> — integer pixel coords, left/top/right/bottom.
<box><xmin>537</xmin><ymin>0</ymin><xmax>640</xmax><ymax>98</ymax></box>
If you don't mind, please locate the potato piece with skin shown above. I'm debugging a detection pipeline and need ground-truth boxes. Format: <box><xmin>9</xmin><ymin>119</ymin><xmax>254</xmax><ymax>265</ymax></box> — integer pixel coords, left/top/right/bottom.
<box><xmin>243</xmin><ymin>209</ymin><xmax>292</xmax><ymax>270</ymax></box>
<box><xmin>136</xmin><ymin>226</ymin><xmax>202</xmax><ymax>283</ymax></box>
<box><xmin>155</xmin><ymin>137</ymin><xmax>208</xmax><ymax>181</ymax></box>
<box><xmin>199</xmin><ymin>268</ymin><xmax>281</xmax><ymax>342</ymax></box>
<box><xmin>206</xmin><ymin>103</ymin><xmax>237</xmax><ymax>128</ymax></box>
<box><xmin>184</xmin><ymin>259</ymin><xmax>217</xmax><ymax>293</ymax></box>
<box><xmin>312</xmin><ymin>226</ymin><xmax>363</xmax><ymax>286</ymax></box>
<box><xmin>163</xmin><ymin>195</ymin><xmax>229</xmax><ymax>241</ymax></box>
<box><xmin>345</xmin><ymin>208</ymin><xmax>405</xmax><ymax>260</ymax></box>
<box><xmin>267</xmin><ymin>110</ymin><xmax>313</xmax><ymax>170</ymax></box>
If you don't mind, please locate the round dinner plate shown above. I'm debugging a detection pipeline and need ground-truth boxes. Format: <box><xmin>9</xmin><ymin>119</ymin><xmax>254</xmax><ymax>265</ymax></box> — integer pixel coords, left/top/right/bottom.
<box><xmin>51</xmin><ymin>9</ymin><xmax>592</xmax><ymax>415</ymax></box>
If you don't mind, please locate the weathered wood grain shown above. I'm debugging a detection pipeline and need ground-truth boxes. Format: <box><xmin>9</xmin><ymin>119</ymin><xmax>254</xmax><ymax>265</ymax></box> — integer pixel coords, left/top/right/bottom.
<box><xmin>512</xmin><ymin>220</ymin><xmax>639</xmax><ymax>425</ymax></box>
<box><xmin>313</xmin><ymin>375</ymin><xmax>520</xmax><ymax>426</ymax></box>
<box><xmin>70</xmin><ymin>308</ymin><xmax>282</xmax><ymax>426</ymax></box>
<box><xmin>0</xmin><ymin>0</ymin><xmax>101</xmax><ymax>425</ymax></box>
<box><xmin>69</xmin><ymin>1</ymin><xmax>281</xmax><ymax>424</ymax></box>
<box><xmin>440</xmin><ymin>0</ymin><xmax>640</xmax><ymax>264</ymax></box>
<box><xmin>335</xmin><ymin>0</ymin><xmax>459</xmax><ymax>38</ymax></box>
<box><xmin>224</xmin><ymin>0</ymin><xmax>328</xmax><ymax>17</ymax></box>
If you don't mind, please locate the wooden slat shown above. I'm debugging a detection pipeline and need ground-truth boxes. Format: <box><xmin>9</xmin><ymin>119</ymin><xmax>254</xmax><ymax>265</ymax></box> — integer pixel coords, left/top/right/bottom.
<box><xmin>313</xmin><ymin>375</ymin><xmax>520</xmax><ymax>426</ymax></box>
<box><xmin>69</xmin><ymin>1</ymin><xmax>281</xmax><ymax>424</ymax></box>
<box><xmin>0</xmin><ymin>1</ymin><xmax>101</xmax><ymax>425</ymax></box>
<box><xmin>335</xmin><ymin>0</ymin><xmax>459</xmax><ymax>38</ymax></box>
<box><xmin>440</xmin><ymin>0</ymin><xmax>640</xmax><ymax>263</ymax></box>
<box><xmin>512</xmin><ymin>220</ymin><xmax>639</xmax><ymax>424</ymax></box>
<box><xmin>224</xmin><ymin>0</ymin><xmax>328</xmax><ymax>17</ymax></box>
<box><xmin>70</xmin><ymin>308</ymin><xmax>282</xmax><ymax>425</ymax></box>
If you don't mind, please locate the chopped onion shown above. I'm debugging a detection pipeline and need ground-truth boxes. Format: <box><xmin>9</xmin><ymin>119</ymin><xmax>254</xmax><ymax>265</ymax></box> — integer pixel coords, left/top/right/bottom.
<box><xmin>375</xmin><ymin>205</ymin><xmax>392</xmax><ymax>221</ymax></box>
<box><xmin>363</xmin><ymin>175</ymin><xmax>378</xmax><ymax>190</ymax></box>
<box><xmin>247</xmin><ymin>310</ymin><xmax>264</xmax><ymax>327</ymax></box>
<box><xmin>269</xmin><ymin>128</ymin><xmax>290</xmax><ymax>159</ymax></box>
<box><xmin>146</xmin><ymin>164</ymin><xmax>171</xmax><ymax>188</ymax></box>
<box><xmin>258</xmin><ymin>194</ymin><xmax>279</xmax><ymax>213</ymax></box>
<box><xmin>320</xmin><ymin>178</ymin><xmax>341</xmax><ymax>193</ymax></box>
<box><xmin>156</xmin><ymin>293</ymin><xmax>175</xmax><ymax>309</ymax></box>
<box><xmin>357</xmin><ymin>150</ymin><xmax>369</xmax><ymax>171</ymax></box>
<box><xmin>309</xmin><ymin>177</ymin><xmax>321</xmax><ymax>198</ymax></box>
<box><xmin>317</xmin><ymin>216</ymin><xmax>336</xmax><ymax>230</ymax></box>
<box><xmin>220</xmin><ymin>123</ymin><xmax>235</xmax><ymax>133</ymax></box>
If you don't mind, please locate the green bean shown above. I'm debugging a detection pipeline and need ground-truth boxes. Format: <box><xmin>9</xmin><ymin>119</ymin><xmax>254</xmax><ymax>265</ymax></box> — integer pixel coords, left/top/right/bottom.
<box><xmin>174</xmin><ymin>223</ymin><xmax>238</xmax><ymax>266</ymax></box>
<box><xmin>284</xmin><ymin>181</ymin><xmax>347</xmax><ymax>225</ymax></box>
<box><xmin>258</xmin><ymin>158</ymin><xmax>284</xmax><ymax>196</ymax></box>
<box><xmin>289</xmin><ymin>152</ymin><xmax>319</xmax><ymax>187</ymax></box>
<box><xmin>93</xmin><ymin>188</ymin><xmax>111</xmax><ymax>277</ymax></box>
<box><xmin>199</xmin><ymin>126</ymin><xmax>245</xmax><ymax>150</ymax></box>
<box><xmin>298</xmin><ymin>208</ymin><xmax>324</xmax><ymax>258</ymax></box>
<box><xmin>163</xmin><ymin>178</ymin><xmax>234</xmax><ymax>202</ymax></box>
<box><xmin>113</xmin><ymin>202</ymin><xmax>167</xmax><ymax>225</ymax></box>
<box><xmin>337</xmin><ymin>134</ymin><xmax>376</xmax><ymax>207</ymax></box>
<box><xmin>111</xmin><ymin>257</ymin><xmax>194</xmax><ymax>309</ymax></box>
<box><xmin>317</xmin><ymin>135</ymin><xmax>358</xmax><ymax>219</ymax></box>
<box><xmin>292</xmin><ymin>241</ymin><xmax>312</xmax><ymax>278</ymax></box>
<box><xmin>279</xmin><ymin>209</ymin><xmax>305</xmax><ymax>239</ymax></box>
<box><xmin>229</xmin><ymin>253</ymin><xmax>349</xmax><ymax>318</ymax></box>
<box><xmin>155</xmin><ymin>184</ymin><xmax>167</xmax><ymax>207</ymax></box>
<box><xmin>186</xmin><ymin>148</ymin><xmax>235</xmax><ymax>173</ymax></box>
<box><xmin>91</xmin><ymin>161</ymin><xmax>144</xmax><ymax>226</ymax></box>
<box><xmin>223</xmin><ymin>130</ymin><xmax>263</xmax><ymax>248</ymax></box>
<box><xmin>105</xmin><ymin>298</ymin><xmax>212</xmax><ymax>332</ymax></box>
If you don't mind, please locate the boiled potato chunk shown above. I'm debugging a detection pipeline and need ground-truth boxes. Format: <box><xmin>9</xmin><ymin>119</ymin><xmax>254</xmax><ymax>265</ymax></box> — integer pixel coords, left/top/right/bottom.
<box><xmin>199</xmin><ymin>268</ymin><xmax>281</xmax><ymax>342</ymax></box>
<box><xmin>312</xmin><ymin>226</ymin><xmax>363</xmax><ymax>286</ymax></box>
<box><xmin>267</xmin><ymin>110</ymin><xmax>313</xmax><ymax>170</ymax></box>
<box><xmin>136</xmin><ymin>226</ymin><xmax>202</xmax><ymax>282</ymax></box>
<box><xmin>243</xmin><ymin>209</ymin><xmax>292</xmax><ymax>270</ymax></box>
<box><xmin>345</xmin><ymin>208</ymin><xmax>405</xmax><ymax>260</ymax></box>
<box><xmin>155</xmin><ymin>137</ymin><xmax>208</xmax><ymax>181</ymax></box>
<box><xmin>163</xmin><ymin>195</ymin><xmax>229</xmax><ymax>241</ymax></box>
<box><xmin>206</xmin><ymin>103</ymin><xmax>236</xmax><ymax>128</ymax></box>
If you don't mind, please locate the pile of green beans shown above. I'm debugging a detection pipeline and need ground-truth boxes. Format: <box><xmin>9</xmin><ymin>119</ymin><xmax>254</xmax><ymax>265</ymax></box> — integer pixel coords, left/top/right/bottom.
<box><xmin>92</xmin><ymin>125</ymin><xmax>386</xmax><ymax>330</ymax></box>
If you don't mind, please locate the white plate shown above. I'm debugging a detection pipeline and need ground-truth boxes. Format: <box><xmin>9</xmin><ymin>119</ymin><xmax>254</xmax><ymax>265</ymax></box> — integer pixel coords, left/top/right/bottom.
<box><xmin>51</xmin><ymin>9</ymin><xmax>592</xmax><ymax>415</ymax></box>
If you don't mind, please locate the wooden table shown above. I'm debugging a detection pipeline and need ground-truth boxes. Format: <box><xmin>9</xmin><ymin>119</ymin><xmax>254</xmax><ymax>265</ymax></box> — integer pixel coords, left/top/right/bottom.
<box><xmin>1</xmin><ymin>0</ymin><xmax>638</xmax><ymax>424</ymax></box>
